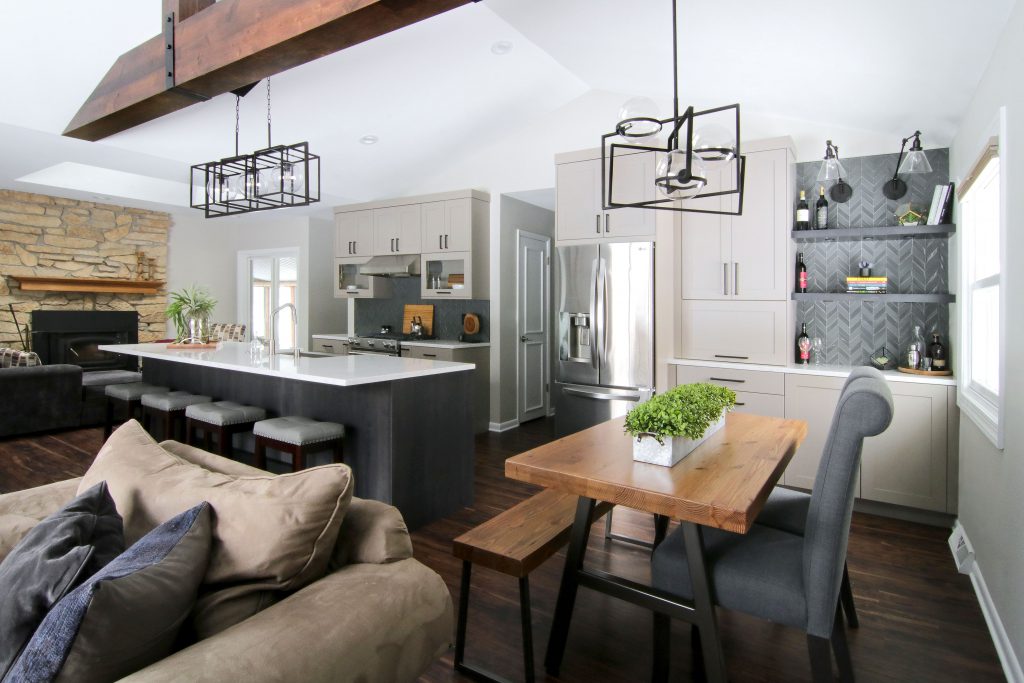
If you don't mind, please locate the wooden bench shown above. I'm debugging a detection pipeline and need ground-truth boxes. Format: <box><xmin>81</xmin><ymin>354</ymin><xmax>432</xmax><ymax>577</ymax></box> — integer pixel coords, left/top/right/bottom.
<box><xmin>452</xmin><ymin>489</ymin><xmax>611</xmax><ymax>683</ymax></box>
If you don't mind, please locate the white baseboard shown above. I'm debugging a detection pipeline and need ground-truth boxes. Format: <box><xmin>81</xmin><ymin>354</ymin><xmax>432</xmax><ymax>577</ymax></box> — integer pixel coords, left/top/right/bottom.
<box><xmin>488</xmin><ymin>419</ymin><xmax>520</xmax><ymax>433</ymax></box>
<box><xmin>956</xmin><ymin>522</ymin><xmax>1024</xmax><ymax>682</ymax></box>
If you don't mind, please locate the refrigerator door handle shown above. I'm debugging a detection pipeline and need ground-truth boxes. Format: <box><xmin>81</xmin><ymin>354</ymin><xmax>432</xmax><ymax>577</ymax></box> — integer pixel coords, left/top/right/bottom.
<box><xmin>590</xmin><ymin>257</ymin><xmax>600</xmax><ymax>369</ymax></box>
<box><xmin>563</xmin><ymin>387</ymin><xmax>642</xmax><ymax>402</ymax></box>
<box><xmin>600</xmin><ymin>259</ymin><xmax>610</xmax><ymax>367</ymax></box>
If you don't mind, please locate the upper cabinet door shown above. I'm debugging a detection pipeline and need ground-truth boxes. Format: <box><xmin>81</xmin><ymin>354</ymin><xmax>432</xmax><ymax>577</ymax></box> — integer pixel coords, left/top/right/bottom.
<box><xmin>373</xmin><ymin>204</ymin><xmax>422</xmax><ymax>255</ymax></box>
<box><xmin>556</xmin><ymin>159</ymin><xmax>601</xmax><ymax>241</ymax></box>
<box><xmin>422</xmin><ymin>201</ymin><xmax>446</xmax><ymax>251</ymax></box>
<box><xmin>679</xmin><ymin>169</ymin><xmax>730</xmax><ymax>300</ymax></box>
<box><xmin>445</xmin><ymin>198</ymin><xmax>472</xmax><ymax>252</ymax></box>
<box><xmin>335</xmin><ymin>210</ymin><xmax>373</xmax><ymax>257</ymax></box>
<box><xmin>728</xmin><ymin>148</ymin><xmax>788</xmax><ymax>300</ymax></box>
<box><xmin>603</xmin><ymin>151</ymin><xmax>656</xmax><ymax>239</ymax></box>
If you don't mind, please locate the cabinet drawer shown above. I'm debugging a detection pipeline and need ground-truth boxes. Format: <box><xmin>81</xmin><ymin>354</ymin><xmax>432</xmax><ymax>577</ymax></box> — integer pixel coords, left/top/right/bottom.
<box><xmin>675</xmin><ymin>365</ymin><xmax>784</xmax><ymax>395</ymax></box>
<box><xmin>678</xmin><ymin>300</ymin><xmax>788</xmax><ymax>365</ymax></box>
<box><xmin>403</xmin><ymin>346</ymin><xmax>454</xmax><ymax>361</ymax></box>
<box><xmin>731</xmin><ymin>391</ymin><xmax>785</xmax><ymax>418</ymax></box>
<box><xmin>312</xmin><ymin>339</ymin><xmax>348</xmax><ymax>355</ymax></box>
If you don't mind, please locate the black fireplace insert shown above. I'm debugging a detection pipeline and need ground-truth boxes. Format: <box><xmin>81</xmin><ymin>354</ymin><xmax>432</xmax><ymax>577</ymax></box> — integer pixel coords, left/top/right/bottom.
<box><xmin>31</xmin><ymin>311</ymin><xmax>139</xmax><ymax>372</ymax></box>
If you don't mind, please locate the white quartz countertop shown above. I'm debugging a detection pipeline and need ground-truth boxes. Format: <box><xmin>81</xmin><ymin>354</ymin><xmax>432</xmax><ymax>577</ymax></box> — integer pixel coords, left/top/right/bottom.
<box><xmin>100</xmin><ymin>342</ymin><xmax>473</xmax><ymax>388</ymax></box>
<box><xmin>312</xmin><ymin>333</ymin><xmax>489</xmax><ymax>350</ymax></box>
<box><xmin>667</xmin><ymin>357</ymin><xmax>957</xmax><ymax>386</ymax></box>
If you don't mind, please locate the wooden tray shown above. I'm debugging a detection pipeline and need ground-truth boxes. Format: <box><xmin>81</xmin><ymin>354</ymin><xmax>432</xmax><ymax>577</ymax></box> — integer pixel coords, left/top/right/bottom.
<box><xmin>402</xmin><ymin>304</ymin><xmax>434</xmax><ymax>335</ymax></box>
<box><xmin>896</xmin><ymin>366</ymin><xmax>953</xmax><ymax>376</ymax></box>
<box><xmin>167</xmin><ymin>342</ymin><xmax>220</xmax><ymax>350</ymax></box>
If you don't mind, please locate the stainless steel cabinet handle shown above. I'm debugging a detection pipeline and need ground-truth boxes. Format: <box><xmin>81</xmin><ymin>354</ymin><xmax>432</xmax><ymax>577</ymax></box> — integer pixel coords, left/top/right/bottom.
<box><xmin>396</xmin><ymin>238</ymin><xmax>400</xmax><ymax>252</ymax></box>
<box><xmin>735</xmin><ymin>402</ymin><xmax>746</xmax><ymax>406</ymax></box>
<box><xmin>733</xmin><ymin>262</ymin><xmax>739</xmax><ymax>296</ymax></box>
<box><xmin>323</xmin><ymin>344</ymin><xmax>333</xmax><ymax>351</ymax></box>
<box><xmin>604</xmin><ymin>213</ymin><xmax>610</xmax><ymax>233</ymax></box>
<box><xmin>714</xmin><ymin>354</ymin><xmax>750</xmax><ymax>360</ymax></box>
<box><xmin>444</xmin><ymin>234</ymin><xmax>448</xmax><ymax>249</ymax></box>
<box><xmin>709</xmin><ymin>377</ymin><xmax>746</xmax><ymax>383</ymax></box>
<box><xmin>423</xmin><ymin>353</ymin><xmax>437</xmax><ymax>358</ymax></box>
<box><xmin>723</xmin><ymin>263</ymin><xmax>729</xmax><ymax>296</ymax></box>
<box><xmin>434</xmin><ymin>291</ymin><xmax>451</xmax><ymax>295</ymax></box>
<box><xmin>595</xmin><ymin>214</ymin><xmax>601</xmax><ymax>234</ymax></box>
<box><xmin>564</xmin><ymin>387</ymin><xmax>642</xmax><ymax>401</ymax></box>
<box><xmin>439</xmin><ymin>235</ymin><xmax>443</xmax><ymax>249</ymax></box>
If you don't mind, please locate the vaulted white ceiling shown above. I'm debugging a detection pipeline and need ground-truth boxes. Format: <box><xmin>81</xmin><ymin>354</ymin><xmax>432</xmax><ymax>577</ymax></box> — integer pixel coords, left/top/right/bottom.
<box><xmin>0</xmin><ymin>0</ymin><xmax>1014</xmax><ymax>217</ymax></box>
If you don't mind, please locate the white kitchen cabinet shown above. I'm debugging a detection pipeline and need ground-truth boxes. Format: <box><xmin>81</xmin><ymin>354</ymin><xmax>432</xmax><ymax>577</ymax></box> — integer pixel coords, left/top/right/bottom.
<box><xmin>679</xmin><ymin>148</ymin><xmax>789</xmax><ymax>301</ymax></box>
<box><xmin>674</xmin><ymin>365</ymin><xmax>785</xmax><ymax>418</ymax></box>
<box><xmin>555</xmin><ymin>151</ymin><xmax>656</xmax><ymax>243</ymax></box>
<box><xmin>333</xmin><ymin>258</ymin><xmax>392</xmax><ymax>299</ymax></box>
<box><xmin>422</xmin><ymin>198</ymin><xmax>471</xmax><ymax>252</ymax></box>
<box><xmin>678</xmin><ymin>300</ymin><xmax>788</xmax><ymax>365</ymax></box>
<box><xmin>783</xmin><ymin>373</ymin><xmax>847</xmax><ymax>491</ymax></box>
<box><xmin>861</xmin><ymin>382</ymin><xmax>948</xmax><ymax>512</ymax></box>
<box><xmin>732</xmin><ymin>391</ymin><xmax>785</xmax><ymax>417</ymax></box>
<box><xmin>335</xmin><ymin>210</ymin><xmax>374</xmax><ymax>257</ymax></box>
<box><xmin>373</xmin><ymin>204</ymin><xmax>422</xmax><ymax>255</ymax></box>
<box><xmin>421</xmin><ymin>251</ymin><xmax>475</xmax><ymax>299</ymax></box>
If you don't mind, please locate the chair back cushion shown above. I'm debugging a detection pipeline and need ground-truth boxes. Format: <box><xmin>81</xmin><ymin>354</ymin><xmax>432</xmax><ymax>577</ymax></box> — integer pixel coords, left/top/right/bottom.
<box><xmin>0</xmin><ymin>348</ymin><xmax>41</xmax><ymax>368</ymax></box>
<box><xmin>209</xmin><ymin>323</ymin><xmax>246</xmax><ymax>342</ymax></box>
<box><xmin>802</xmin><ymin>368</ymin><xmax>893</xmax><ymax>637</ymax></box>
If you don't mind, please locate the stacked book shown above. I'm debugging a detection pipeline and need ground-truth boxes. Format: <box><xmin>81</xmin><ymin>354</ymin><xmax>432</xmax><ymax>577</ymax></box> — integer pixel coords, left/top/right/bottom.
<box><xmin>846</xmin><ymin>276</ymin><xmax>888</xmax><ymax>294</ymax></box>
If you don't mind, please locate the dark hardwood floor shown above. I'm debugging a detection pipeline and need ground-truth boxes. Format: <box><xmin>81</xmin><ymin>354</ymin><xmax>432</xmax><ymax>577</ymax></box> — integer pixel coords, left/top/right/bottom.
<box><xmin>0</xmin><ymin>420</ymin><xmax>1003</xmax><ymax>682</ymax></box>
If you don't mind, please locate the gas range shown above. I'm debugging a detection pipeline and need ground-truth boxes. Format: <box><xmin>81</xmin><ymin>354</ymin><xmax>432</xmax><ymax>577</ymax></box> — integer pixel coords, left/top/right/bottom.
<box><xmin>348</xmin><ymin>332</ymin><xmax>437</xmax><ymax>356</ymax></box>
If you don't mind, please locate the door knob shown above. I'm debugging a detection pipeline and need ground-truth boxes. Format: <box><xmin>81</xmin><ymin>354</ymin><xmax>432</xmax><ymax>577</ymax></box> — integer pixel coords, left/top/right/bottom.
<box><xmin>520</xmin><ymin>335</ymin><xmax>529</xmax><ymax>342</ymax></box>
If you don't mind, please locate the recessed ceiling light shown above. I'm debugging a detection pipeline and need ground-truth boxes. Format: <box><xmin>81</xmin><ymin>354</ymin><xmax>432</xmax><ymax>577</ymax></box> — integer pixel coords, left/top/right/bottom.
<box><xmin>359</xmin><ymin>135</ymin><xmax>379</xmax><ymax>145</ymax></box>
<box><xmin>491</xmin><ymin>40</ymin><xmax>513</xmax><ymax>56</ymax></box>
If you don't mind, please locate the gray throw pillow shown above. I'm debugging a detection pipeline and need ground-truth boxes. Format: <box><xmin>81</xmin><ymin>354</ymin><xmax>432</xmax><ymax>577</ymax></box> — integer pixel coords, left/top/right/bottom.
<box><xmin>5</xmin><ymin>502</ymin><xmax>213</xmax><ymax>683</ymax></box>
<box><xmin>0</xmin><ymin>481</ymin><xmax>123</xmax><ymax>679</ymax></box>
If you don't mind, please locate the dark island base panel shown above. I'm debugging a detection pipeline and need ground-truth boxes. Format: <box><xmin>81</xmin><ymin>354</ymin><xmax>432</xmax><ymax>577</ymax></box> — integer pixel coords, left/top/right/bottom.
<box><xmin>141</xmin><ymin>359</ymin><xmax>474</xmax><ymax>529</ymax></box>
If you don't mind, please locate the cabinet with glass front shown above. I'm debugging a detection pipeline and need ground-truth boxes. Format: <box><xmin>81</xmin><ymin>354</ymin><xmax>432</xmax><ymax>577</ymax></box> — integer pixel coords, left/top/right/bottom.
<box><xmin>420</xmin><ymin>252</ymin><xmax>477</xmax><ymax>299</ymax></box>
<box><xmin>333</xmin><ymin>258</ymin><xmax>392</xmax><ymax>299</ymax></box>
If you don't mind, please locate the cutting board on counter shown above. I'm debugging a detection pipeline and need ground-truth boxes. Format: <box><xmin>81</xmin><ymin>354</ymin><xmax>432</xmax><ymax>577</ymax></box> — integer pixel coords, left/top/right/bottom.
<box><xmin>402</xmin><ymin>304</ymin><xmax>434</xmax><ymax>335</ymax></box>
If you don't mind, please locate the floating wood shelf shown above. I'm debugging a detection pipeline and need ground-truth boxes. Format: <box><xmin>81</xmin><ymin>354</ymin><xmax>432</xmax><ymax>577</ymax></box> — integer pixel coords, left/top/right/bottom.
<box><xmin>791</xmin><ymin>224</ymin><xmax>956</xmax><ymax>242</ymax></box>
<box><xmin>792</xmin><ymin>292</ymin><xmax>956</xmax><ymax>304</ymax></box>
<box><xmin>7</xmin><ymin>276</ymin><xmax>165</xmax><ymax>295</ymax></box>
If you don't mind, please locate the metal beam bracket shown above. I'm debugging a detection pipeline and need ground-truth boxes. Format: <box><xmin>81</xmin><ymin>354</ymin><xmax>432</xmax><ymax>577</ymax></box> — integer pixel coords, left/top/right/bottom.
<box><xmin>164</xmin><ymin>12</ymin><xmax>210</xmax><ymax>101</ymax></box>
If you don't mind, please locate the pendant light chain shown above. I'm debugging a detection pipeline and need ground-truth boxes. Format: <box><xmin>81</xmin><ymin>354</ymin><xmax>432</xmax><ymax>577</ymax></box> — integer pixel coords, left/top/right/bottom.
<box><xmin>234</xmin><ymin>95</ymin><xmax>241</xmax><ymax>157</ymax></box>
<box><xmin>266</xmin><ymin>78</ymin><xmax>272</xmax><ymax>148</ymax></box>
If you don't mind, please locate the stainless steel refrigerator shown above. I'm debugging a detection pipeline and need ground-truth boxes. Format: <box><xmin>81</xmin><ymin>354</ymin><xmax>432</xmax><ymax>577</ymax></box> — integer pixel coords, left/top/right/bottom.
<box><xmin>553</xmin><ymin>241</ymin><xmax>654</xmax><ymax>437</ymax></box>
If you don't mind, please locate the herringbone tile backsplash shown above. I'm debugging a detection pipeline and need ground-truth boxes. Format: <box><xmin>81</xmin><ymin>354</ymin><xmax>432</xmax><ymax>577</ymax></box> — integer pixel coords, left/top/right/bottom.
<box><xmin>794</xmin><ymin>148</ymin><xmax>951</xmax><ymax>366</ymax></box>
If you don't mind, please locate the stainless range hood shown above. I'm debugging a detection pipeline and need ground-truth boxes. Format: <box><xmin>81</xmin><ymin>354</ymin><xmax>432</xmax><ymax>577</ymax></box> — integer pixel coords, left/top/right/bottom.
<box><xmin>359</xmin><ymin>254</ymin><xmax>421</xmax><ymax>277</ymax></box>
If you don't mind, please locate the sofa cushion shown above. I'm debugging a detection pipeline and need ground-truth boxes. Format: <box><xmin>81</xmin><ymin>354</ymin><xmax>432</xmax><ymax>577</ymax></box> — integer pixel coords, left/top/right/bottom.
<box><xmin>0</xmin><ymin>480</ymin><xmax>83</xmax><ymax>563</ymax></box>
<box><xmin>0</xmin><ymin>482</ymin><xmax>124</xmax><ymax>678</ymax></box>
<box><xmin>0</xmin><ymin>348</ymin><xmax>41</xmax><ymax>368</ymax></box>
<box><xmin>78</xmin><ymin>420</ymin><xmax>353</xmax><ymax>589</ymax></box>
<box><xmin>6</xmin><ymin>503</ymin><xmax>212</xmax><ymax>683</ymax></box>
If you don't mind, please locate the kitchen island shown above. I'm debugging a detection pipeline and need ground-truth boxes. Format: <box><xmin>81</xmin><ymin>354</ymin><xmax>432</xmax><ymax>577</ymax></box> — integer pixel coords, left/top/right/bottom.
<box><xmin>100</xmin><ymin>342</ymin><xmax>475</xmax><ymax>528</ymax></box>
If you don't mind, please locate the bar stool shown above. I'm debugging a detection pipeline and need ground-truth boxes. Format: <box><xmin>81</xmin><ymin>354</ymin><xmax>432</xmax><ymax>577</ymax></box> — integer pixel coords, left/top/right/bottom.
<box><xmin>185</xmin><ymin>401</ymin><xmax>267</xmax><ymax>457</ymax></box>
<box><xmin>141</xmin><ymin>391</ymin><xmax>212</xmax><ymax>442</ymax></box>
<box><xmin>104</xmin><ymin>382</ymin><xmax>170</xmax><ymax>438</ymax></box>
<box><xmin>252</xmin><ymin>416</ymin><xmax>345</xmax><ymax>472</ymax></box>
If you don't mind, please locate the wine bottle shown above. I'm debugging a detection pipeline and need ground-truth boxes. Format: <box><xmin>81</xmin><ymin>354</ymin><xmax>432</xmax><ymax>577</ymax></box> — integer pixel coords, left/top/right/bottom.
<box><xmin>929</xmin><ymin>333</ymin><xmax>947</xmax><ymax>370</ymax></box>
<box><xmin>796</xmin><ymin>323</ymin><xmax>810</xmax><ymax>364</ymax></box>
<box><xmin>796</xmin><ymin>252</ymin><xmax>808</xmax><ymax>293</ymax></box>
<box><xmin>815</xmin><ymin>185</ymin><xmax>828</xmax><ymax>229</ymax></box>
<box><xmin>796</xmin><ymin>190</ymin><xmax>810</xmax><ymax>230</ymax></box>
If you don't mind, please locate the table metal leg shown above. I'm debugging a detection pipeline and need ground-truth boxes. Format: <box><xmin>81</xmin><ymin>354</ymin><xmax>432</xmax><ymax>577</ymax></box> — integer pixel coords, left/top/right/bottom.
<box><xmin>681</xmin><ymin>522</ymin><xmax>727</xmax><ymax>683</ymax></box>
<box><xmin>544</xmin><ymin>496</ymin><xmax>596</xmax><ymax>676</ymax></box>
<box><xmin>653</xmin><ymin>514</ymin><xmax>670</xmax><ymax>549</ymax></box>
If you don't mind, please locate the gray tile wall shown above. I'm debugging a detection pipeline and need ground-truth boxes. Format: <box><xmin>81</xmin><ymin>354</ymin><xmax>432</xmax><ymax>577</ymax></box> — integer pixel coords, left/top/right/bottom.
<box><xmin>794</xmin><ymin>148</ymin><xmax>952</xmax><ymax>366</ymax></box>
<box><xmin>354</xmin><ymin>277</ymin><xmax>490</xmax><ymax>341</ymax></box>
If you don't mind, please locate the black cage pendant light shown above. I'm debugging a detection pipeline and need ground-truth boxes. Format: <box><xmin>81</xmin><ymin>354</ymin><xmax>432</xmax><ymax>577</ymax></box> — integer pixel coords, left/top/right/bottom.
<box><xmin>191</xmin><ymin>79</ymin><xmax>320</xmax><ymax>218</ymax></box>
<box><xmin>601</xmin><ymin>0</ymin><xmax>745</xmax><ymax>215</ymax></box>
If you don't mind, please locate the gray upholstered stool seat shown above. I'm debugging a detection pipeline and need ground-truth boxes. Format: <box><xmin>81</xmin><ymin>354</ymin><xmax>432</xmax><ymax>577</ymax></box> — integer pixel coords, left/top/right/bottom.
<box><xmin>82</xmin><ymin>370</ymin><xmax>142</xmax><ymax>388</ymax></box>
<box><xmin>141</xmin><ymin>391</ymin><xmax>212</xmax><ymax>442</ymax></box>
<box><xmin>186</xmin><ymin>401</ymin><xmax>267</xmax><ymax>426</ymax></box>
<box><xmin>103</xmin><ymin>382</ymin><xmax>170</xmax><ymax>438</ymax></box>
<box><xmin>252</xmin><ymin>416</ymin><xmax>345</xmax><ymax>472</ymax></box>
<box><xmin>185</xmin><ymin>401</ymin><xmax>267</xmax><ymax>458</ymax></box>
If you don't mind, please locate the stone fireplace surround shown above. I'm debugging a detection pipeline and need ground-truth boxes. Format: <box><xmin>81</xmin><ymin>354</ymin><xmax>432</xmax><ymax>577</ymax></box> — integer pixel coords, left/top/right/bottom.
<box><xmin>0</xmin><ymin>189</ymin><xmax>171</xmax><ymax>348</ymax></box>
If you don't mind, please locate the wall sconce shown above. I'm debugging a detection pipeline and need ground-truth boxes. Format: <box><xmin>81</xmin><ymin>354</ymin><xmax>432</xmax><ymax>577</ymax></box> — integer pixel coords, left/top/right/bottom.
<box><xmin>817</xmin><ymin>140</ymin><xmax>853</xmax><ymax>203</ymax></box>
<box><xmin>882</xmin><ymin>130</ymin><xmax>933</xmax><ymax>200</ymax></box>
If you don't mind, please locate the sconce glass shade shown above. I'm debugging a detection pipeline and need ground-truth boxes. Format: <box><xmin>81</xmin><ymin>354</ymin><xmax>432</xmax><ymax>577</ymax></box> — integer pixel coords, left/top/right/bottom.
<box><xmin>897</xmin><ymin>148</ymin><xmax>932</xmax><ymax>175</ymax></box>
<box><xmin>693</xmin><ymin>122</ymin><xmax>737</xmax><ymax>170</ymax></box>
<box><xmin>616</xmin><ymin>96</ymin><xmax>663</xmax><ymax>143</ymax></box>
<box><xmin>817</xmin><ymin>156</ymin><xmax>847</xmax><ymax>182</ymax></box>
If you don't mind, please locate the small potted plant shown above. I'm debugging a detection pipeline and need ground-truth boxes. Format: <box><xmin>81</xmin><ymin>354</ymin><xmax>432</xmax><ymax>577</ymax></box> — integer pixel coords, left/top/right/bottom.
<box><xmin>858</xmin><ymin>260</ymin><xmax>873</xmax><ymax>277</ymax></box>
<box><xmin>625</xmin><ymin>383</ymin><xmax>737</xmax><ymax>467</ymax></box>
<box><xmin>165</xmin><ymin>285</ymin><xmax>217</xmax><ymax>343</ymax></box>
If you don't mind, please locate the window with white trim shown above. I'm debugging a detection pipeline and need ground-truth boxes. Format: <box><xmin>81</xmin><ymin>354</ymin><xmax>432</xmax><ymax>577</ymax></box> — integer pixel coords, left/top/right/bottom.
<box><xmin>958</xmin><ymin>145</ymin><xmax>1004</xmax><ymax>448</ymax></box>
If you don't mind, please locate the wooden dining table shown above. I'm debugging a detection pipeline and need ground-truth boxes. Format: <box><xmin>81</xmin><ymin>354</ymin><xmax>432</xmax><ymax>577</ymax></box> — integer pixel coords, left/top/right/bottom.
<box><xmin>505</xmin><ymin>412</ymin><xmax>808</xmax><ymax>682</ymax></box>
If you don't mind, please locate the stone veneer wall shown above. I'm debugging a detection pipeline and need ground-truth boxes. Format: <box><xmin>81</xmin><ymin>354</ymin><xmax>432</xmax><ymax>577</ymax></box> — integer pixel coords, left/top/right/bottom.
<box><xmin>0</xmin><ymin>189</ymin><xmax>171</xmax><ymax>345</ymax></box>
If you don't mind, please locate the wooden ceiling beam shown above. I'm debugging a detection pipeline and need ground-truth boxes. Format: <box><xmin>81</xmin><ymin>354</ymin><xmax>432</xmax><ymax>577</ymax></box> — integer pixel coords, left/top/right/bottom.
<box><xmin>64</xmin><ymin>0</ymin><xmax>473</xmax><ymax>141</ymax></box>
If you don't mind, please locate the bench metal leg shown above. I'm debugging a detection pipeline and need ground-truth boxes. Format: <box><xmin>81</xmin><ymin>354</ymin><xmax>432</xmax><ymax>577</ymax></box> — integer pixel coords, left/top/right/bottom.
<box><xmin>519</xmin><ymin>576</ymin><xmax>535</xmax><ymax>683</ymax></box>
<box><xmin>545</xmin><ymin>496</ymin><xmax>596</xmax><ymax>676</ymax></box>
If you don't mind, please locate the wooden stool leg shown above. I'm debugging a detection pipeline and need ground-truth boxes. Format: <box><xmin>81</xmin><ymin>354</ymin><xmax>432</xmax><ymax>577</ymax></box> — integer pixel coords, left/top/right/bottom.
<box><xmin>254</xmin><ymin>437</ymin><xmax>267</xmax><ymax>470</ymax></box>
<box><xmin>185</xmin><ymin>418</ymin><xmax>194</xmax><ymax>445</ymax></box>
<box><xmin>104</xmin><ymin>397</ymin><xmax>115</xmax><ymax>438</ymax></box>
<box><xmin>164</xmin><ymin>410</ymin><xmax>173</xmax><ymax>442</ymax></box>
<box><xmin>332</xmin><ymin>439</ymin><xmax>344</xmax><ymax>464</ymax></box>
<box><xmin>142</xmin><ymin>406</ymin><xmax>152</xmax><ymax>433</ymax></box>
<box><xmin>519</xmin><ymin>576</ymin><xmax>535</xmax><ymax>683</ymax></box>
<box><xmin>292</xmin><ymin>445</ymin><xmax>305</xmax><ymax>472</ymax></box>
<box><xmin>218</xmin><ymin>426</ymin><xmax>230</xmax><ymax>457</ymax></box>
<box><xmin>454</xmin><ymin>561</ymin><xmax>471</xmax><ymax>671</ymax></box>
<box><xmin>203</xmin><ymin>426</ymin><xmax>212</xmax><ymax>452</ymax></box>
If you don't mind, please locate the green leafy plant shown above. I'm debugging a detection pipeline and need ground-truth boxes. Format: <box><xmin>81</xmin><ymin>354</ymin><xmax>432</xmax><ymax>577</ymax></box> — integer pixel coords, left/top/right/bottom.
<box><xmin>624</xmin><ymin>383</ymin><xmax>737</xmax><ymax>444</ymax></box>
<box><xmin>165</xmin><ymin>284</ymin><xmax>217</xmax><ymax>342</ymax></box>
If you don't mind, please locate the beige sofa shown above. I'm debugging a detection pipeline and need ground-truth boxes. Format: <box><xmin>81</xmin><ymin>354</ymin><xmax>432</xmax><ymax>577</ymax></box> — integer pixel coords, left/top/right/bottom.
<box><xmin>0</xmin><ymin>439</ymin><xmax>454</xmax><ymax>682</ymax></box>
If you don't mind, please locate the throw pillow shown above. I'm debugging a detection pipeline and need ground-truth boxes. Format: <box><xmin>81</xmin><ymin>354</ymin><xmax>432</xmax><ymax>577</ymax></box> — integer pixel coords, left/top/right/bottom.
<box><xmin>78</xmin><ymin>420</ymin><xmax>353</xmax><ymax>590</ymax></box>
<box><xmin>0</xmin><ymin>482</ymin><xmax>123</xmax><ymax>679</ymax></box>
<box><xmin>5</xmin><ymin>502</ymin><xmax>212</xmax><ymax>683</ymax></box>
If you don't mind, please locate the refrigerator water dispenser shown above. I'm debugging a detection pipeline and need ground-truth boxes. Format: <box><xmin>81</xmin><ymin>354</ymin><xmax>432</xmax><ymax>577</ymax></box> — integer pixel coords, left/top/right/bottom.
<box><xmin>560</xmin><ymin>312</ymin><xmax>592</xmax><ymax>362</ymax></box>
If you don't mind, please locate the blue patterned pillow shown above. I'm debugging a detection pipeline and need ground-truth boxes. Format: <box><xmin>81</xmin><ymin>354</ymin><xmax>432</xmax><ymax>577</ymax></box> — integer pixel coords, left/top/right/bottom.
<box><xmin>4</xmin><ymin>502</ymin><xmax>212</xmax><ymax>683</ymax></box>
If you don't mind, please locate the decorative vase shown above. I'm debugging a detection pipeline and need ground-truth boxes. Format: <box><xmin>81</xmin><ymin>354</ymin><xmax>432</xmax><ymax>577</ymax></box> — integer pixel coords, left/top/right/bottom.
<box><xmin>188</xmin><ymin>315</ymin><xmax>209</xmax><ymax>343</ymax></box>
<box><xmin>632</xmin><ymin>415</ymin><xmax>727</xmax><ymax>467</ymax></box>
<box><xmin>859</xmin><ymin>267</ymin><xmax>872</xmax><ymax>277</ymax></box>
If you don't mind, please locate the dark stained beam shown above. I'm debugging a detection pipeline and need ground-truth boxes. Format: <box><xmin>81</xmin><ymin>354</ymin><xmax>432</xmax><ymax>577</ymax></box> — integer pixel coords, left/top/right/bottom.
<box><xmin>64</xmin><ymin>0</ymin><xmax>473</xmax><ymax>141</ymax></box>
<box><xmin>162</xmin><ymin>0</ymin><xmax>216</xmax><ymax>24</ymax></box>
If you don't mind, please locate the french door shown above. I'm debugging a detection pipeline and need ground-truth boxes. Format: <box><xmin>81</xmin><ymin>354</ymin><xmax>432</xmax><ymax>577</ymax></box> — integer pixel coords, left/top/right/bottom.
<box><xmin>243</xmin><ymin>250</ymin><xmax>299</xmax><ymax>348</ymax></box>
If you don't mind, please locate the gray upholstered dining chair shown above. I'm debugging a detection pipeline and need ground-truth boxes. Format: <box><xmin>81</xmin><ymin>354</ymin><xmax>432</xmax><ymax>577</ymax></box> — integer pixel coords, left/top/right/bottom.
<box><xmin>754</xmin><ymin>366</ymin><xmax>879</xmax><ymax>628</ymax></box>
<box><xmin>650</xmin><ymin>368</ymin><xmax>893</xmax><ymax>682</ymax></box>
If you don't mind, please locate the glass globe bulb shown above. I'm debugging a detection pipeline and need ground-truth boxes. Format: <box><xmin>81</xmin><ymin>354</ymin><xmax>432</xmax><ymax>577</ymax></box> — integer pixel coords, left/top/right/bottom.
<box><xmin>225</xmin><ymin>172</ymin><xmax>246</xmax><ymax>200</ymax></box>
<box><xmin>616</xmin><ymin>96</ymin><xmax>662</xmax><ymax>143</ymax></box>
<box><xmin>656</xmin><ymin>150</ymin><xmax>708</xmax><ymax>200</ymax></box>
<box><xmin>258</xmin><ymin>165</ymin><xmax>282</xmax><ymax>195</ymax></box>
<box><xmin>693</xmin><ymin>122</ymin><xmax>737</xmax><ymax>169</ymax></box>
